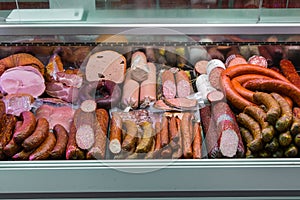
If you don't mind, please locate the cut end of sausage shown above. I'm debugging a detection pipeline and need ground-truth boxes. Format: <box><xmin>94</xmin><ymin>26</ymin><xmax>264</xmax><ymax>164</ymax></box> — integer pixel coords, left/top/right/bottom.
<box><xmin>76</xmin><ymin>124</ymin><xmax>95</xmax><ymax>150</ymax></box>
<box><xmin>109</xmin><ymin>139</ymin><xmax>122</xmax><ymax>154</ymax></box>
<box><xmin>219</xmin><ymin>129</ymin><xmax>239</xmax><ymax>157</ymax></box>
<box><xmin>163</xmin><ymin>80</ymin><xmax>177</xmax><ymax>99</ymax></box>
<box><xmin>80</xmin><ymin>100</ymin><xmax>97</xmax><ymax>113</ymax></box>
<box><xmin>207</xmin><ymin>90</ymin><xmax>225</xmax><ymax>104</ymax></box>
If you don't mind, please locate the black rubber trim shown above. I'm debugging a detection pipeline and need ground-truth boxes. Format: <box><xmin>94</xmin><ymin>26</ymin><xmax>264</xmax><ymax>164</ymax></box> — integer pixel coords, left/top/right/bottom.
<box><xmin>1</xmin><ymin>190</ymin><xmax>300</xmax><ymax>199</ymax></box>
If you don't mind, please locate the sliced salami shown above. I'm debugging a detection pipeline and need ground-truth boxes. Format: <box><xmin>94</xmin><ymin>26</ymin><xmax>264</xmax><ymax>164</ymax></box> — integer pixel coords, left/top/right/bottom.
<box><xmin>248</xmin><ymin>55</ymin><xmax>268</xmax><ymax>68</ymax></box>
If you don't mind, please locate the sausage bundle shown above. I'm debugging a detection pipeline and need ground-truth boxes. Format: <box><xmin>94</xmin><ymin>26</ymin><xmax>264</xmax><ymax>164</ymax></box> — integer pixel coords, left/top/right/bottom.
<box><xmin>237</xmin><ymin>91</ymin><xmax>300</xmax><ymax>158</ymax></box>
<box><xmin>111</xmin><ymin>110</ymin><xmax>204</xmax><ymax>160</ymax></box>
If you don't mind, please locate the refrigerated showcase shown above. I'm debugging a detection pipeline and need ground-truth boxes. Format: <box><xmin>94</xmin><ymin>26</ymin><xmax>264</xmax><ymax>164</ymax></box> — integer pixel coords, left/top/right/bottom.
<box><xmin>1</xmin><ymin>1</ymin><xmax>300</xmax><ymax>199</ymax></box>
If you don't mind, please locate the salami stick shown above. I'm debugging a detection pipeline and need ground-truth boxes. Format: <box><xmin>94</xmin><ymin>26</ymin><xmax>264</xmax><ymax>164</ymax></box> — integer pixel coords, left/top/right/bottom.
<box><xmin>153</xmin><ymin>121</ymin><xmax>162</xmax><ymax>158</ymax></box>
<box><xmin>160</xmin><ymin>116</ymin><xmax>169</xmax><ymax>147</ymax></box>
<box><xmin>181</xmin><ymin>113</ymin><xmax>193</xmax><ymax>158</ymax></box>
<box><xmin>172</xmin><ymin>118</ymin><xmax>183</xmax><ymax>159</ymax></box>
<box><xmin>66</xmin><ymin>121</ymin><xmax>85</xmax><ymax>160</ymax></box>
<box><xmin>87</xmin><ymin>108</ymin><xmax>109</xmax><ymax>159</ymax></box>
<box><xmin>169</xmin><ymin>116</ymin><xmax>179</xmax><ymax>143</ymax></box>
<box><xmin>280</xmin><ymin>59</ymin><xmax>300</xmax><ymax>89</ymax></box>
<box><xmin>192</xmin><ymin>122</ymin><xmax>202</xmax><ymax>159</ymax></box>
<box><xmin>108</xmin><ymin>113</ymin><xmax>122</xmax><ymax>154</ymax></box>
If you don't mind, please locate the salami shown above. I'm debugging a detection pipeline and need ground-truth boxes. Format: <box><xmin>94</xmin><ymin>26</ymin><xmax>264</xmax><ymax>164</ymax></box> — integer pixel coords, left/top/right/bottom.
<box><xmin>162</xmin><ymin>69</ymin><xmax>176</xmax><ymax>99</ymax></box>
<box><xmin>175</xmin><ymin>70</ymin><xmax>191</xmax><ymax>98</ymax></box>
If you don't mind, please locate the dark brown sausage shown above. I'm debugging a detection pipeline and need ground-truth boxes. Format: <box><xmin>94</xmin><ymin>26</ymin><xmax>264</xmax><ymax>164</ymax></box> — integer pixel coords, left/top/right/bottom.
<box><xmin>22</xmin><ymin>118</ymin><xmax>49</xmax><ymax>151</ymax></box>
<box><xmin>86</xmin><ymin>108</ymin><xmax>109</xmax><ymax>159</ymax></box>
<box><xmin>0</xmin><ymin>114</ymin><xmax>17</xmax><ymax>158</ymax></box>
<box><xmin>172</xmin><ymin>118</ymin><xmax>183</xmax><ymax>159</ymax></box>
<box><xmin>121</xmin><ymin>120</ymin><xmax>138</xmax><ymax>152</ymax></box>
<box><xmin>50</xmin><ymin>124</ymin><xmax>69</xmax><ymax>159</ymax></box>
<box><xmin>12</xmin><ymin>149</ymin><xmax>34</xmax><ymax>160</ymax></box>
<box><xmin>29</xmin><ymin>132</ymin><xmax>56</xmax><ymax>160</ymax></box>
<box><xmin>280</xmin><ymin>59</ymin><xmax>300</xmax><ymax>89</ymax></box>
<box><xmin>3</xmin><ymin>121</ymin><xmax>22</xmax><ymax>157</ymax></box>
<box><xmin>13</xmin><ymin>111</ymin><xmax>36</xmax><ymax>144</ymax></box>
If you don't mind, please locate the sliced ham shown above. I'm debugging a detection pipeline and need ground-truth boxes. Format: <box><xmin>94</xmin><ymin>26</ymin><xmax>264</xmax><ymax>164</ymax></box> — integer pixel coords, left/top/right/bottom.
<box><xmin>35</xmin><ymin>104</ymin><xmax>75</xmax><ymax>132</ymax></box>
<box><xmin>0</xmin><ymin>66</ymin><xmax>45</xmax><ymax>97</ymax></box>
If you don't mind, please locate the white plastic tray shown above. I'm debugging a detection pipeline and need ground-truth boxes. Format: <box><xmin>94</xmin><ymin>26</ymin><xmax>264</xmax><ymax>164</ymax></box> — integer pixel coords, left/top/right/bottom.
<box><xmin>5</xmin><ymin>8</ymin><xmax>84</xmax><ymax>22</ymax></box>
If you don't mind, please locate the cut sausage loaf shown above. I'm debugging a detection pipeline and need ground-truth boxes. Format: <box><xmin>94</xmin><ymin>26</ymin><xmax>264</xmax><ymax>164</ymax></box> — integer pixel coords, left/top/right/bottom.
<box><xmin>175</xmin><ymin>70</ymin><xmax>191</xmax><ymax>98</ymax></box>
<box><xmin>162</xmin><ymin>69</ymin><xmax>176</xmax><ymax>99</ymax></box>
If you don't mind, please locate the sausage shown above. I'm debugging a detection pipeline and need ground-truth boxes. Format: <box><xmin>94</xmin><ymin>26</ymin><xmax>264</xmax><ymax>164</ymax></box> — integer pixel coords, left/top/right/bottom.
<box><xmin>144</xmin><ymin>138</ymin><xmax>156</xmax><ymax>159</ymax></box>
<box><xmin>22</xmin><ymin>118</ymin><xmax>49</xmax><ymax>151</ymax></box>
<box><xmin>209</xmin><ymin>67</ymin><xmax>225</xmax><ymax>91</ymax></box>
<box><xmin>66</xmin><ymin>121</ymin><xmax>85</xmax><ymax>160</ymax></box>
<box><xmin>50</xmin><ymin>124</ymin><xmax>69</xmax><ymax>159</ymax></box>
<box><xmin>139</xmin><ymin>62</ymin><xmax>157</xmax><ymax>107</ymax></box>
<box><xmin>130</xmin><ymin>51</ymin><xmax>148</xmax><ymax>83</ymax></box>
<box><xmin>231</xmin><ymin>74</ymin><xmax>273</xmax><ymax>102</ymax></box>
<box><xmin>160</xmin><ymin>116</ymin><xmax>169</xmax><ymax>147</ymax></box>
<box><xmin>86</xmin><ymin>108</ymin><xmax>109</xmax><ymax>159</ymax></box>
<box><xmin>279</xmin><ymin>131</ymin><xmax>293</xmax><ymax>147</ymax></box>
<box><xmin>284</xmin><ymin>144</ymin><xmax>298</xmax><ymax>158</ymax></box>
<box><xmin>213</xmin><ymin>102</ymin><xmax>245</xmax><ymax>157</ymax></box>
<box><xmin>192</xmin><ymin>122</ymin><xmax>202</xmax><ymax>159</ymax></box>
<box><xmin>208</xmin><ymin>47</ymin><xmax>225</xmax><ymax>61</ymax></box>
<box><xmin>13</xmin><ymin>111</ymin><xmax>36</xmax><ymax>144</ymax></box>
<box><xmin>271</xmin><ymin>93</ymin><xmax>293</xmax><ymax>133</ymax></box>
<box><xmin>252</xmin><ymin>92</ymin><xmax>281</xmax><ymax>125</ymax></box>
<box><xmin>258</xmin><ymin>46</ymin><xmax>273</xmax><ymax>66</ymax></box>
<box><xmin>121</xmin><ymin>76</ymin><xmax>140</xmax><ymax>109</ymax></box>
<box><xmin>3</xmin><ymin>121</ymin><xmax>22</xmax><ymax>157</ymax></box>
<box><xmin>220</xmin><ymin>74</ymin><xmax>254</xmax><ymax>110</ymax></box>
<box><xmin>160</xmin><ymin>146</ymin><xmax>173</xmax><ymax>159</ymax></box>
<box><xmin>243</xmin><ymin>105</ymin><xmax>275</xmax><ymax>142</ymax></box>
<box><xmin>194</xmin><ymin>60</ymin><xmax>208</xmax><ymax>75</ymax></box>
<box><xmin>265</xmin><ymin>137</ymin><xmax>280</xmax><ymax>153</ymax></box>
<box><xmin>172</xmin><ymin>118</ymin><xmax>183</xmax><ymax>159</ymax></box>
<box><xmin>121</xmin><ymin>120</ymin><xmax>138</xmax><ymax>152</ymax></box>
<box><xmin>181</xmin><ymin>113</ymin><xmax>193</xmax><ymax>158</ymax></box>
<box><xmin>279</xmin><ymin>59</ymin><xmax>300</xmax><ymax>89</ymax></box>
<box><xmin>226</xmin><ymin>55</ymin><xmax>247</xmax><ymax>68</ymax></box>
<box><xmin>175</xmin><ymin>70</ymin><xmax>191</xmax><ymax>98</ymax></box>
<box><xmin>0</xmin><ymin>100</ymin><xmax>6</xmax><ymax>128</ymax></box>
<box><xmin>248</xmin><ymin>55</ymin><xmax>268</xmax><ymax>68</ymax></box>
<box><xmin>222</xmin><ymin>64</ymin><xmax>290</xmax><ymax>81</ymax></box>
<box><xmin>29</xmin><ymin>132</ymin><xmax>56</xmax><ymax>160</ymax></box>
<box><xmin>169</xmin><ymin>116</ymin><xmax>180</xmax><ymax>144</ymax></box>
<box><xmin>108</xmin><ymin>113</ymin><xmax>122</xmax><ymax>154</ymax></box>
<box><xmin>245</xmin><ymin>79</ymin><xmax>300</xmax><ymax>108</ymax></box>
<box><xmin>12</xmin><ymin>149</ymin><xmax>35</xmax><ymax>160</ymax></box>
<box><xmin>239</xmin><ymin>127</ymin><xmax>256</xmax><ymax>158</ymax></box>
<box><xmin>207</xmin><ymin>90</ymin><xmax>225</xmax><ymax>104</ymax></box>
<box><xmin>0</xmin><ymin>114</ymin><xmax>17</xmax><ymax>157</ymax></box>
<box><xmin>161</xmin><ymin>69</ymin><xmax>176</xmax><ymax>99</ymax></box>
<box><xmin>135</xmin><ymin>121</ymin><xmax>154</xmax><ymax>153</ymax></box>
<box><xmin>153</xmin><ymin>121</ymin><xmax>162</xmax><ymax>159</ymax></box>
<box><xmin>73</xmin><ymin>108</ymin><xmax>95</xmax><ymax>150</ymax></box>
<box><xmin>236</xmin><ymin>113</ymin><xmax>263</xmax><ymax>152</ymax></box>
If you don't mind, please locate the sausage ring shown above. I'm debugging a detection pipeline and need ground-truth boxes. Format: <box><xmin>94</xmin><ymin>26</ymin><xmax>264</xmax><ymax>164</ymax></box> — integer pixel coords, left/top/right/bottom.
<box><xmin>79</xmin><ymin>79</ymin><xmax>121</xmax><ymax>109</ymax></box>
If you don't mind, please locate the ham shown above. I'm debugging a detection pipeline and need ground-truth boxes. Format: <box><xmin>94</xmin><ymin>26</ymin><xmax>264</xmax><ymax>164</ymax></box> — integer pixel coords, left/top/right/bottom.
<box><xmin>46</xmin><ymin>81</ymin><xmax>79</xmax><ymax>103</ymax></box>
<box><xmin>35</xmin><ymin>104</ymin><xmax>75</xmax><ymax>132</ymax></box>
<box><xmin>0</xmin><ymin>66</ymin><xmax>45</xmax><ymax>97</ymax></box>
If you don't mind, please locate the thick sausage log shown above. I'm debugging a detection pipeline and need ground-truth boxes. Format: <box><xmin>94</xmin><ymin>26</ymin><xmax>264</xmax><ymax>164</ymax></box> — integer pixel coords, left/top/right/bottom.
<box><xmin>3</xmin><ymin>121</ymin><xmax>22</xmax><ymax>157</ymax></box>
<box><xmin>162</xmin><ymin>69</ymin><xmax>176</xmax><ymax>99</ymax></box>
<box><xmin>66</xmin><ymin>121</ymin><xmax>85</xmax><ymax>160</ymax></box>
<box><xmin>86</xmin><ymin>109</ymin><xmax>109</xmax><ymax>159</ymax></box>
<box><xmin>0</xmin><ymin>114</ymin><xmax>16</xmax><ymax>158</ymax></box>
<box><xmin>175</xmin><ymin>70</ymin><xmax>191</xmax><ymax>98</ymax></box>
<box><xmin>212</xmin><ymin>102</ymin><xmax>245</xmax><ymax>157</ymax></box>
<box><xmin>139</xmin><ymin>63</ymin><xmax>157</xmax><ymax>107</ymax></box>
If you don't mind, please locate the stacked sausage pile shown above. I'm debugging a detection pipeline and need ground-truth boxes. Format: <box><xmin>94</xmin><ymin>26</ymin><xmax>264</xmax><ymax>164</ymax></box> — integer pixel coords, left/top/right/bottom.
<box><xmin>109</xmin><ymin>110</ymin><xmax>202</xmax><ymax>159</ymax></box>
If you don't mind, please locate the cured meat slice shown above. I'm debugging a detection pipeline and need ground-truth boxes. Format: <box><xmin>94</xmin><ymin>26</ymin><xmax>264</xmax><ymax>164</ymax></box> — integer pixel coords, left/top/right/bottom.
<box><xmin>163</xmin><ymin>98</ymin><xmax>197</xmax><ymax>110</ymax></box>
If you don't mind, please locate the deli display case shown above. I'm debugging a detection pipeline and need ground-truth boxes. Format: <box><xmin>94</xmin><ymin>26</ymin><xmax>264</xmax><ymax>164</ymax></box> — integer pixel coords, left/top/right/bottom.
<box><xmin>1</xmin><ymin>0</ymin><xmax>300</xmax><ymax>199</ymax></box>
